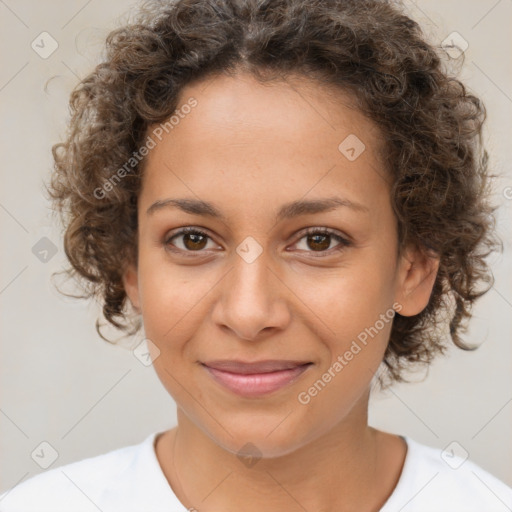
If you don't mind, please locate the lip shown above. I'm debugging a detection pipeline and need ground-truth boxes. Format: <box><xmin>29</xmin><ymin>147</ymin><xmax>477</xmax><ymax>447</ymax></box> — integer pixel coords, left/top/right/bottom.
<box><xmin>201</xmin><ymin>360</ymin><xmax>313</xmax><ymax>397</ymax></box>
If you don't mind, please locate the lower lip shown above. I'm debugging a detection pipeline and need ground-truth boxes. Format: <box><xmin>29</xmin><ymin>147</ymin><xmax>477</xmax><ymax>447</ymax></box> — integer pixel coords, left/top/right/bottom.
<box><xmin>203</xmin><ymin>364</ymin><xmax>311</xmax><ymax>398</ymax></box>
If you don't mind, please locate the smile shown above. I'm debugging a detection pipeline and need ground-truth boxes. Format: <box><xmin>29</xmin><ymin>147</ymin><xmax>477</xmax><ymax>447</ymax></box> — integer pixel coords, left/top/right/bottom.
<box><xmin>201</xmin><ymin>360</ymin><xmax>313</xmax><ymax>398</ymax></box>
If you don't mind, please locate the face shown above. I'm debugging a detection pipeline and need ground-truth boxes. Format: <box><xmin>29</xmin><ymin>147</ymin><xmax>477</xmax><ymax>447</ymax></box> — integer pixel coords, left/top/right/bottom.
<box><xmin>123</xmin><ymin>71</ymin><xmax>439</xmax><ymax>457</ymax></box>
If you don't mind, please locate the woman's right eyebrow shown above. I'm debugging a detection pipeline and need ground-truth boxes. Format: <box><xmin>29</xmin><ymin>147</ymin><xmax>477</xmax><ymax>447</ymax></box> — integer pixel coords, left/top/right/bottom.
<box><xmin>146</xmin><ymin>196</ymin><xmax>370</xmax><ymax>220</ymax></box>
<box><xmin>146</xmin><ymin>198</ymin><xmax>223</xmax><ymax>219</ymax></box>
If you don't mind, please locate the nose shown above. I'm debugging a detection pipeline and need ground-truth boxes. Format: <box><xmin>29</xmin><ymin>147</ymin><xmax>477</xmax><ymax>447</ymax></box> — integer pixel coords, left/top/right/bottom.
<box><xmin>211</xmin><ymin>248</ymin><xmax>291</xmax><ymax>341</ymax></box>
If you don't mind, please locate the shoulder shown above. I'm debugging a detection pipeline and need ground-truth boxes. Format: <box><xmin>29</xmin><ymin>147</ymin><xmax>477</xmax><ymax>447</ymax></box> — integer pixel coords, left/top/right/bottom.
<box><xmin>0</xmin><ymin>432</ymin><xmax>166</xmax><ymax>512</ymax></box>
<box><xmin>381</xmin><ymin>436</ymin><xmax>512</xmax><ymax>512</ymax></box>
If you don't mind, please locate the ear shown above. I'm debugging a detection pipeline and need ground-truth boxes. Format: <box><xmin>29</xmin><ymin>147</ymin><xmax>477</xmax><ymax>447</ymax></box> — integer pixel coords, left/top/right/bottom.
<box><xmin>122</xmin><ymin>262</ymin><xmax>141</xmax><ymax>314</ymax></box>
<box><xmin>394</xmin><ymin>244</ymin><xmax>440</xmax><ymax>316</ymax></box>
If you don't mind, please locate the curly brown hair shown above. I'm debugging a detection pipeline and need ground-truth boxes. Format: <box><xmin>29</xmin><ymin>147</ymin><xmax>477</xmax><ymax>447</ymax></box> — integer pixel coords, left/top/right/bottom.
<box><xmin>46</xmin><ymin>0</ymin><xmax>502</xmax><ymax>385</ymax></box>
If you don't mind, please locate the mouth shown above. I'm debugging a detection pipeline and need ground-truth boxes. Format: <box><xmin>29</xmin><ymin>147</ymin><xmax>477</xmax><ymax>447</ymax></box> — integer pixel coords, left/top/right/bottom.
<box><xmin>201</xmin><ymin>359</ymin><xmax>313</xmax><ymax>398</ymax></box>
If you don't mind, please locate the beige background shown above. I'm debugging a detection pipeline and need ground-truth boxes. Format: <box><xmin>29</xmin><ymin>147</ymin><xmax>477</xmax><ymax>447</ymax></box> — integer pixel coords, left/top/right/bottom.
<box><xmin>1</xmin><ymin>0</ymin><xmax>511</xmax><ymax>494</ymax></box>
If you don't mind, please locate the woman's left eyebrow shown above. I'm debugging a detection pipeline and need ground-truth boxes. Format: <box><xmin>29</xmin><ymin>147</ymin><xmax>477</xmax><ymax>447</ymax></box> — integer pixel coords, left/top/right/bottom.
<box><xmin>146</xmin><ymin>196</ymin><xmax>369</xmax><ymax>220</ymax></box>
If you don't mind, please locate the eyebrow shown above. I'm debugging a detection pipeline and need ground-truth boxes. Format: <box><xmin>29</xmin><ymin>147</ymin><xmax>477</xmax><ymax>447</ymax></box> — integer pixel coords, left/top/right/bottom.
<box><xmin>146</xmin><ymin>196</ymin><xmax>369</xmax><ymax>220</ymax></box>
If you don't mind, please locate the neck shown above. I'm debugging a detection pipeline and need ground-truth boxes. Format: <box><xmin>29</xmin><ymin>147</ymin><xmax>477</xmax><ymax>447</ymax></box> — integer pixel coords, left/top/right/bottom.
<box><xmin>156</xmin><ymin>393</ymin><xmax>405</xmax><ymax>511</ymax></box>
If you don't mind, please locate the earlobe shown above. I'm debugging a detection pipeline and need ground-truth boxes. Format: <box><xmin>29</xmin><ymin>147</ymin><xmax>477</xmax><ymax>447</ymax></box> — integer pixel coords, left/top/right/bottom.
<box><xmin>394</xmin><ymin>245</ymin><xmax>440</xmax><ymax>317</ymax></box>
<box><xmin>122</xmin><ymin>262</ymin><xmax>141</xmax><ymax>314</ymax></box>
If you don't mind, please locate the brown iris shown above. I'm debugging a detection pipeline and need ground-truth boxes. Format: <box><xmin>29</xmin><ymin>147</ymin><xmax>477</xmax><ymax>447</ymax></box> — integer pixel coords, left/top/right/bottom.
<box><xmin>307</xmin><ymin>233</ymin><xmax>330</xmax><ymax>251</ymax></box>
<box><xmin>183</xmin><ymin>232</ymin><xmax>208</xmax><ymax>250</ymax></box>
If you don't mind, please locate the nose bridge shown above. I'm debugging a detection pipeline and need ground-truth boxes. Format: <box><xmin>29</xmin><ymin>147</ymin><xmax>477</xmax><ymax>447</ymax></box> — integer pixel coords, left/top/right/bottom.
<box><xmin>213</xmin><ymin>238</ymin><xmax>289</xmax><ymax>340</ymax></box>
<box><xmin>231</xmin><ymin>243</ymin><xmax>273</xmax><ymax>303</ymax></box>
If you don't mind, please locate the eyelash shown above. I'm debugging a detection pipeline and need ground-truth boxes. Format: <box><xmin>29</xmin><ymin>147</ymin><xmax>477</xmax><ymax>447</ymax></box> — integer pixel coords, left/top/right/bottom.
<box><xmin>163</xmin><ymin>226</ymin><xmax>351</xmax><ymax>258</ymax></box>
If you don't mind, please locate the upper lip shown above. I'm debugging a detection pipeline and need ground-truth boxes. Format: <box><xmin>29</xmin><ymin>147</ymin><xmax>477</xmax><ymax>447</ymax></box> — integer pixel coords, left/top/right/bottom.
<box><xmin>202</xmin><ymin>360</ymin><xmax>312</xmax><ymax>374</ymax></box>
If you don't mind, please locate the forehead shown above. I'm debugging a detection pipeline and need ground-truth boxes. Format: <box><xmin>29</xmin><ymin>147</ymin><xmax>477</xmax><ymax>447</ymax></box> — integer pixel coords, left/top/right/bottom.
<box><xmin>171</xmin><ymin>71</ymin><xmax>381</xmax><ymax>146</ymax></box>
<box><xmin>139</xmin><ymin>71</ymin><xmax>389</xmax><ymax>219</ymax></box>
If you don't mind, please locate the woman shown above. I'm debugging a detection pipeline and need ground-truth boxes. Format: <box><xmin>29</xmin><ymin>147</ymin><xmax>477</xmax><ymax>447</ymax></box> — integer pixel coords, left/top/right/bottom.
<box><xmin>2</xmin><ymin>0</ymin><xmax>510</xmax><ymax>510</ymax></box>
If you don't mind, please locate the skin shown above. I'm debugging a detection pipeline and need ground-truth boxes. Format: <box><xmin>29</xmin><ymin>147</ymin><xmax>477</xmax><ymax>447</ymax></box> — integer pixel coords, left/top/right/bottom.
<box><xmin>123</xmin><ymin>71</ymin><xmax>440</xmax><ymax>512</ymax></box>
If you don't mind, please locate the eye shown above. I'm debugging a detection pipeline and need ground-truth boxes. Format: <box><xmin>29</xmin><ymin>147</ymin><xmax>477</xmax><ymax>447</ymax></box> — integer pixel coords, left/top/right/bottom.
<box><xmin>164</xmin><ymin>227</ymin><xmax>219</xmax><ymax>255</ymax></box>
<box><xmin>290</xmin><ymin>227</ymin><xmax>351</xmax><ymax>257</ymax></box>
<box><xmin>163</xmin><ymin>226</ymin><xmax>352</xmax><ymax>257</ymax></box>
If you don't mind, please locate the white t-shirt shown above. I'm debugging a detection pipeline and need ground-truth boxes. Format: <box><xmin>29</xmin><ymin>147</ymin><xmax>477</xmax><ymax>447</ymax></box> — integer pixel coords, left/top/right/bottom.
<box><xmin>1</xmin><ymin>431</ymin><xmax>511</xmax><ymax>511</ymax></box>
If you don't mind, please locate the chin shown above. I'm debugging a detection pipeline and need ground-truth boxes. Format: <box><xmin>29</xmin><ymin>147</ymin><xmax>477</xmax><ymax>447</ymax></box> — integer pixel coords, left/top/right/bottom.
<box><xmin>205</xmin><ymin>414</ymin><xmax>323</xmax><ymax>461</ymax></box>
<box><xmin>218</xmin><ymin>432</ymin><xmax>304</xmax><ymax>460</ymax></box>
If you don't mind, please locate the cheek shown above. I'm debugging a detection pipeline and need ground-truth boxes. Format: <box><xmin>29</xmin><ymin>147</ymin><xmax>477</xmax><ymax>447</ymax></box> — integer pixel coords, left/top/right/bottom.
<box><xmin>136</xmin><ymin>260</ymin><xmax>213</xmax><ymax>354</ymax></box>
<box><xmin>294</xmin><ymin>269</ymin><xmax>395</xmax><ymax>423</ymax></box>
<box><xmin>289</xmin><ymin>259</ymin><xmax>394</xmax><ymax>343</ymax></box>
